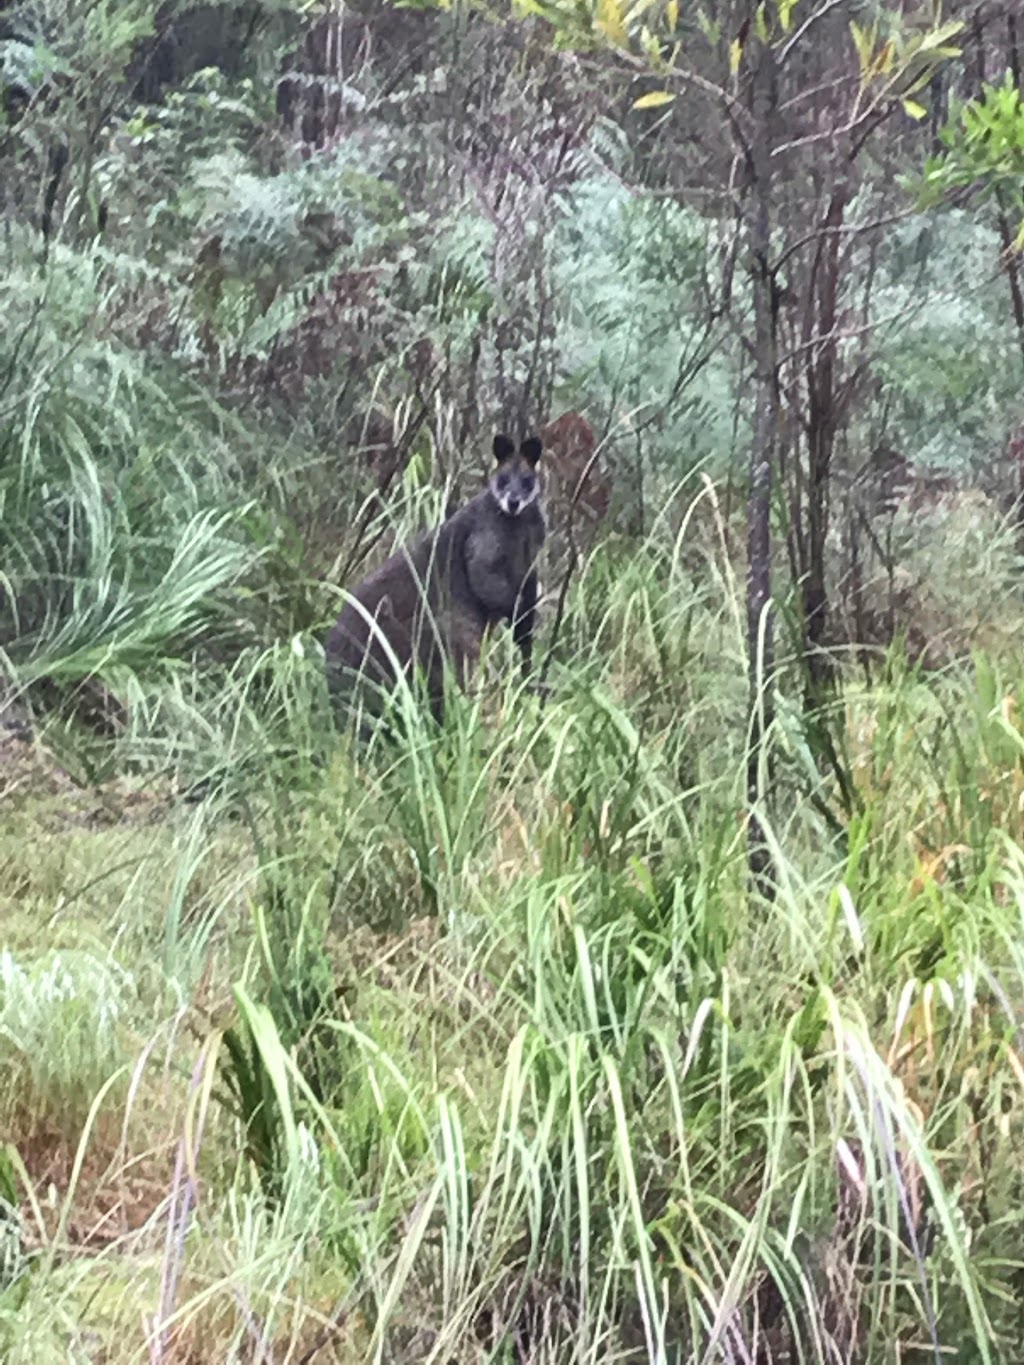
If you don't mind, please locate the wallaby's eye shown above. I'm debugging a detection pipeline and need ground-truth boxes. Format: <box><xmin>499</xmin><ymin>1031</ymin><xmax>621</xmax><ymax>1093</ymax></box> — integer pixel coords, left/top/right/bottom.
<box><xmin>521</xmin><ymin>475</ymin><xmax>535</xmax><ymax>495</ymax></box>
<box><xmin>495</xmin><ymin>474</ymin><xmax>510</xmax><ymax>491</ymax></box>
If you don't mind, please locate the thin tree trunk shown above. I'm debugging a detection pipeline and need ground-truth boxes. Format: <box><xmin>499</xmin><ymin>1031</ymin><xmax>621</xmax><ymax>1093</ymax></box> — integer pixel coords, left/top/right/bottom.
<box><xmin>975</xmin><ymin>11</ymin><xmax>1024</xmax><ymax>532</ymax></box>
<box><xmin>745</xmin><ymin>41</ymin><xmax>779</xmax><ymax>899</ymax></box>
<box><xmin>996</xmin><ymin>201</ymin><xmax>1024</xmax><ymax>370</ymax></box>
<box><xmin>1000</xmin><ymin>14</ymin><xmax>1024</xmax><ymax>375</ymax></box>
<box><xmin>802</xmin><ymin>184</ymin><xmax>848</xmax><ymax>699</ymax></box>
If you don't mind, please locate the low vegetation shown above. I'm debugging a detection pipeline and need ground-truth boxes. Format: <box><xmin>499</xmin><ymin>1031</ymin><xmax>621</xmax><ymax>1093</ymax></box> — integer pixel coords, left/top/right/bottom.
<box><xmin>4</xmin><ymin>460</ymin><xmax>1024</xmax><ymax>1359</ymax></box>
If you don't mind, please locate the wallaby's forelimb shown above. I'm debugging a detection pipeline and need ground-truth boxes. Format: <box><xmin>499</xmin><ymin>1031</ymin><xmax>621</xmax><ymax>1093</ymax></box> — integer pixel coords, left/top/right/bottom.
<box><xmin>512</xmin><ymin>568</ymin><xmax>539</xmax><ymax>675</ymax></box>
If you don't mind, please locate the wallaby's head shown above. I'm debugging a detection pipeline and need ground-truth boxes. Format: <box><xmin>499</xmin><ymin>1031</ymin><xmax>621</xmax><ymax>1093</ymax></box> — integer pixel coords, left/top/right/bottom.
<box><xmin>489</xmin><ymin>434</ymin><xmax>543</xmax><ymax>518</ymax></box>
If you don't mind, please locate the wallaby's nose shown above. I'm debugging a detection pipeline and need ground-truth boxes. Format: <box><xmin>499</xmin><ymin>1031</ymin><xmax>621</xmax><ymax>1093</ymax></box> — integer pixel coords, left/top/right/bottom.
<box><xmin>507</xmin><ymin>496</ymin><xmax>520</xmax><ymax>515</ymax></box>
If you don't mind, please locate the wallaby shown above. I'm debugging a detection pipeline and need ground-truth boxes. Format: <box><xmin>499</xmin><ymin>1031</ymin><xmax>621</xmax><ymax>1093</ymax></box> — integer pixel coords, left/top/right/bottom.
<box><xmin>326</xmin><ymin>434</ymin><xmax>545</xmax><ymax>729</ymax></box>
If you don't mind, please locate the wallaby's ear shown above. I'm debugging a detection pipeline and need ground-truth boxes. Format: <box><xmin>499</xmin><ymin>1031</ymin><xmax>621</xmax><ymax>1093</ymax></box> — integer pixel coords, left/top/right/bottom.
<box><xmin>493</xmin><ymin>434</ymin><xmax>515</xmax><ymax>462</ymax></box>
<box><xmin>520</xmin><ymin>436</ymin><xmax>542</xmax><ymax>467</ymax></box>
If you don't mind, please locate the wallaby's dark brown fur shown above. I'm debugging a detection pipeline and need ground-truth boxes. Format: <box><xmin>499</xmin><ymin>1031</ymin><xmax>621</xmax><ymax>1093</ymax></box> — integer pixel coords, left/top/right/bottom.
<box><xmin>326</xmin><ymin>434</ymin><xmax>545</xmax><ymax>727</ymax></box>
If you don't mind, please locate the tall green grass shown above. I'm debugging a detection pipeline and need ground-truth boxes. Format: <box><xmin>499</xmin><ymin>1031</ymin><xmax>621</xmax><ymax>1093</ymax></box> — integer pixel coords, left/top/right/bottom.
<box><xmin>0</xmin><ymin>233</ymin><xmax>329</xmax><ymax>766</ymax></box>
<box><xmin>3</xmin><ymin>455</ymin><xmax>1023</xmax><ymax>1361</ymax></box>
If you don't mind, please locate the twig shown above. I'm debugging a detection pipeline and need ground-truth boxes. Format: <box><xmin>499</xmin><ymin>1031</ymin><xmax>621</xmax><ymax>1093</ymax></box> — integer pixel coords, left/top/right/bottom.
<box><xmin>537</xmin><ymin>434</ymin><xmax>613</xmax><ymax>699</ymax></box>
<box><xmin>149</xmin><ymin>1045</ymin><xmax>215</xmax><ymax>1364</ymax></box>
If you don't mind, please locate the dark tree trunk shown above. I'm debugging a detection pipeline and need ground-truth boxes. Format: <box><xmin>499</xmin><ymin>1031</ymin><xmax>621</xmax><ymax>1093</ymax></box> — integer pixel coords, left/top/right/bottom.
<box><xmin>745</xmin><ymin>40</ymin><xmax>779</xmax><ymax>900</ymax></box>
<box><xmin>973</xmin><ymin>10</ymin><xmax>1024</xmax><ymax>535</ymax></box>
<box><xmin>801</xmin><ymin>183</ymin><xmax>849</xmax><ymax>701</ymax></box>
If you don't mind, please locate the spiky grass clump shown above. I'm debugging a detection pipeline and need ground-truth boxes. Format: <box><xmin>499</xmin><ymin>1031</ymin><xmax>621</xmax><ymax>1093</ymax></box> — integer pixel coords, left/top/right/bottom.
<box><xmin>0</xmin><ymin>949</ymin><xmax>133</xmax><ymax>1127</ymax></box>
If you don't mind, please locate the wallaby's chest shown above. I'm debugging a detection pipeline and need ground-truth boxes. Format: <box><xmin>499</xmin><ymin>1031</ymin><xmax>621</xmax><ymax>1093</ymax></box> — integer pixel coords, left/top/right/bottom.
<box><xmin>341</xmin><ymin>491</ymin><xmax>543</xmax><ymax>627</ymax></box>
<box><xmin>460</xmin><ymin>500</ymin><xmax>542</xmax><ymax>573</ymax></box>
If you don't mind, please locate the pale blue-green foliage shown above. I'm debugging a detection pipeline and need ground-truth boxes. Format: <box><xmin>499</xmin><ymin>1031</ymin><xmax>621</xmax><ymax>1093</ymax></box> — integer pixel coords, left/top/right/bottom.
<box><xmin>180</xmin><ymin>137</ymin><xmax>444</xmax><ymax>366</ymax></box>
<box><xmin>0</xmin><ymin>39</ymin><xmax>38</xmax><ymax>97</ymax></box>
<box><xmin>552</xmin><ymin>175</ymin><xmax>740</xmax><ymax>474</ymax></box>
<box><xmin>191</xmin><ymin>145</ymin><xmax>404</xmax><ymax>273</ymax></box>
<box><xmin>193</xmin><ymin>153</ymin><xmax>309</xmax><ymax>274</ymax></box>
<box><xmin>98</xmin><ymin>70</ymin><xmax>269</xmax><ymax>252</ymax></box>
<box><xmin>868</xmin><ymin>208</ymin><xmax>1024</xmax><ymax>472</ymax></box>
<box><xmin>103</xmin><ymin>76</ymin><xmax>405</xmax><ymax>290</ymax></box>
<box><xmin>419</xmin><ymin>204</ymin><xmax>496</xmax><ymax>323</ymax></box>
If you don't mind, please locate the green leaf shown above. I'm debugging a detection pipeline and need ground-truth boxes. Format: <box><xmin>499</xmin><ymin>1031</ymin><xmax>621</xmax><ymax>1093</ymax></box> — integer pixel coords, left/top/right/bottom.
<box><xmin>777</xmin><ymin>0</ymin><xmax>797</xmax><ymax>33</ymax></box>
<box><xmin>0</xmin><ymin>1146</ymin><xmax>18</xmax><ymax>1209</ymax></box>
<box><xmin>902</xmin><ymin>99</ymin><xmax>928</xmax><ymax>121</ymax></box>
<box><xmin>633</xmin><ymin>90</ymin><xmax>675</xmax><ymax>109</ymax></box>
<box><xmin>696</xmin><ymin>9</ymin><xmax>720</xmax><ymax>45</ymax></box>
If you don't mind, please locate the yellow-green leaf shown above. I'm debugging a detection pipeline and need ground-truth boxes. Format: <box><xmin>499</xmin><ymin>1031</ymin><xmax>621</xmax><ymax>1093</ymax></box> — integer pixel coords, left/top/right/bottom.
<box><xmin>596</xmin><ymin>0</ymin><xmax>628</xmax><ymax>46</ymax></box>
<box><xmin>633</xmin><ymin>90</ymin><xmax>675</xmax><ymax>109</ymax></box>
<box><xmin>640</xmin><ymin>24</ymin><xmax>663</xmax><ymax>64</ymax></box>
<box><xmin>850</xmin><ymin>19</ymin><xmax>874</xmax><ymax>78</ymax></box>
<box><xmin>902</xmin><ymin>98</ymin><xmax>928</xmax><ymax>120</ymax></box>
<box><xmin>916</xmin><ymin>19</ymin><xmax>964</xmax><ymax>52</ymax></box>
<box><xmin>777</xmin><ymin>0</ymin><xmax>797</xmax><ymax>33</ymax></box>
<box><xmin>666</xmin><ymin>0</ymin><xmax>678</xmax><ymax>32</ymax></box>
<box><xmin>730</xmin><ymin>37</ymin><xmax>742</xmax><ymax>73</ymax></box>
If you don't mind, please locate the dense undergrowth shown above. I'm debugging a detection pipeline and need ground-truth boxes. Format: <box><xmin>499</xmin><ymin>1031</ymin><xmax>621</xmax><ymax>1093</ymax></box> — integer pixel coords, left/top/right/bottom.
<box><xmin>4</xmin><ymin>448</ymin><xmax>1024</xmax><ymax>1360</ymax></box>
